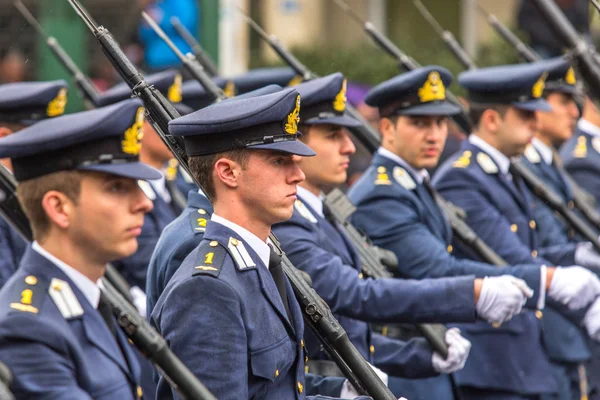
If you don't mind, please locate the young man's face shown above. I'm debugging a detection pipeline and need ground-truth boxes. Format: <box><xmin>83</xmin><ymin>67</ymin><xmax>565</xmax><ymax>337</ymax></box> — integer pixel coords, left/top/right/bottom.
<box><xmin>496</xmin><ymin>107</ymin><xmax>538</xmax><ymax>157</ymax></box>
<box><xmin>237</xmin><ymin>150</ymin><xmax>305</xmax><ymax>226</ymax></box>
<box><xmin>143</xmin><ymin>121</ymin><xmax>174</xmax><ymax>165</ymax></box>
<box><xmin>296</xmin><ymin>124</ymin><xmax>355</xmax><ymax>190</ymax></box>
<box><xmin>382</xmin><ymin>115</ymin><xmax>449</xmax><ymax>170</ymax></box>
<box><xmin>68</xmin><ymin>172</ymin><xmax>153</xmax><ymax>262</ymax></box>
<box><xmin>536</xmin><ymin>92</ymin><xmax>579</xmax><ymax>146</ymax></box>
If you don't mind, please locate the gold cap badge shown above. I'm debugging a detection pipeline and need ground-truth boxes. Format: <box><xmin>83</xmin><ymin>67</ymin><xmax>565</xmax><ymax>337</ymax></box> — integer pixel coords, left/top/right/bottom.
<box><xmin>531</xmin><ymin>72</ymin><xmax>547</xmax><ymax>99</ymax></box>
<box><xmin>223</xmin><ymin>81</ymin><xmax>236</xmax><ymax>98</ymax></box>
<box><xmin>333</xmin><ymin>79</ymin><xmax>347</xmax><ymax>112</ymax></box>
<box><xmin>168</xmin><ymin>74</ymin><xmax>183</xmax><ymax>103</ymax></box>
<box><xmin>565</xmin><ymin>67</ymin><xmax>576</xmax><ymax>85</ymax></box>
<box><xmin>122</xmin><ymin>107</ymin><xmax>145</xmax><ymax>155</ymax></box>
<box><xmin>418</xmin><ymin>71</ymin><xmax>446</xmax><ymax>103</ymax></box>
<box><xmin>287</xmin><ymin>75</ymin><xmax>303</xmax><ymax>87</ymax></box>
<box><xmin>47</xmin><ymin>88</ymin><xmax>68</xmax><ymax>117</ymax></box>
<box><xmin>285</xmin><ymin>94</ymin><xmax>301</xmax><ymax>134</ymax></box>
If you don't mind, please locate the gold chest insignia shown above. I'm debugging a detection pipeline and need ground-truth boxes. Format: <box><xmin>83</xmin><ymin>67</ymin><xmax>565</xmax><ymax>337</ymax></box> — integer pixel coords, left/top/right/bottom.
<box><xmin>285</xmin><ymin>94</ymin><xmax>301</xmax><ymax>134</ymax></box>
<box><xmin>168</xmin><ymin>74</ymin><xmax>183</xmax><ymax>103</ymax></box>
<box><xmin>573</xmin><ymin>136</ymin><xmax>587</xmax><ymax>158</ymax></box>
<box><xmin>122</xmin><ymin>107</ymin><xmax>145</xmax><ymax>155</ymax></box>
<box><xmin>477</xmin><ymin>152</ymin><xmax>498</xmax><ymax>174</ymax></box>
<box><xmin>333</xmin><ymin>79</ymin><xmax>347</xmax><ymax>112</ymax></box>
<box><xmin>393</xmin><ymin>166</ymin><xmax>416</xmax><ymax>190</ymax></box>
<box><xmin>531</xmin><ymin>73</ymin><xmax>547</xmax><ymax>99</ymax></box>
<box><xmin>418</xmin><ymin>71</ymin><xmax>446</xmax><ymax>103</ymax></box>
<box><xmin>47</xmin><ymin>88</ymin><xmax>68</xmax><ymax>117</ymax></box>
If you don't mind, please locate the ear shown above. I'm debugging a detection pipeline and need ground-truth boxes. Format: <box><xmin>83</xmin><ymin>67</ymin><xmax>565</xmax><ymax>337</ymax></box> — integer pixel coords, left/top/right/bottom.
<box><xmin>379</xmin><ymin>117</ymin><xmax>396</xmax><ymax>146</ymax></box>
<box><xmin>0</xmin><ymin>127</ymin><xmax>13</xmax><ymax>138</ymax></box>
<box><xmin>480</xmin><ymin>109</ymin><xmax>502</xmax><ymax>133</ymax></box>
<box><xmin>214</xmin><ymin>158</ymin><xmax>241</xmax><ymax>189</ymax></box>
<box><xmin>41</xmin><ymin>190</ymin><xmax>76</xmax><ymax>230</ymax></box>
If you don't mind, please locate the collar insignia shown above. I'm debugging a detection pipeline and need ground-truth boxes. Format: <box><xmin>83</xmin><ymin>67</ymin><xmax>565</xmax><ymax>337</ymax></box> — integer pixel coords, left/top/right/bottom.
<box><xmin>47</xmin><ymin>88</ymin><xmax>68</xmax><ymax>117</ymax></box>
<box><xmin>285</xmin><ymin>94</ymin><xmax>301</xmax><ymax>134</ymax></box>
<box><xmin>452</xmin><ymin>150</ymin><xmax>471</xmax><ymax>168</ymax></box>
<box><xmin>168</xmin><ymin>74</ymin><xmax>183</xmax><ymax>103</ymax></box>
<box><xmin>137</xmin><ymin>180</ymin><xmax>156</xmax><ymax>200</ymax></box>
<box><xmin>295</xmin><ymin>200</ymin><xmax>318</xmax><ymax>223</ymax></box>
<box><xmin>565</xmin><ymin>67</ymin><xmax>576</xmax><ymax>85</ymax></box>
<box><xmin>532</xmin><ymin>73</ymin><xmax>547</xmax><ymax>99</ymax></box>
<box><xmin>228</xmin><ymin>237</ymin><xmax>256</xmax><ymax>270</ymax></box>
<box><xmin>48</xmin><ymin>278</ymin><xmax>83</xmax><ymax>319</ymax></box>
<box><xmin>524</xmin><ymin>145</ymin><xmax>541</xmax><ymax>164</ymax></box>
<box><xmin>393</xmin><ymin>166</ymin><xmax>416</xmax><ymax>190</ymax></box>
<box><xmin>333</xmin><ymin>79</ymin><xmax>347</xmax><ymax>112</ymax></box>
<box><xmin>418</xmin><ymin>71</ymin><xmax>446</xmax><ymax>103</ymax></box>
<box><xmin>573</xmin><ymin>136</ymin><xmax>587</xmax><ymax>158</ymax></box>
<box><xmin>477</xmin><ymin>152</ymin><xmax>498</xmax><ymax>174</ymax></box>
<box><xmin>122</xmin><ymin>107</ymin><xmax>145</xmax><ymax>155</ymax></box>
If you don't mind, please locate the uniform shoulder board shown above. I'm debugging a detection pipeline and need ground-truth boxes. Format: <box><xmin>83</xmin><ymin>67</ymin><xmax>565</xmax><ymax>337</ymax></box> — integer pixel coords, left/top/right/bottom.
<box><xmin>9</xmin><ymin>275</ymin><xmax>47</xmax><ymax>315</ymax></box>
<box><xmin>189</xmin><ymin>208</ymin><xmax>211</xmax><ymax>234</ymax></box>
<box><xmin>452</xmin><ymin>151</ymin><xmax>471</xmax><ymax>168</ymax></box>
<box><xmin>137</xmin><ymin>180</ymin><xmax>156</xmax><ymax>200</ymax></box>
<box><xmin>294</xmin><ymin>200</ymin><xmax>317</xmax><ymax>223</ymax></box>
<box><xmin>228</xmin><ymin>237</ymin><xmax>257</xmax><ymax>271</ymax></box>
<box><xmin>393</xmin><ymin>166</ymin><xmax>416</xmax><ymax>190</ymax></box>
<box><xmin>48</xmin><ymin>278</ymin><xmax>84</xmax><ymax>319</ymax></box>
<box><xmin>573</xmin><ymin>136</ymin><xmax>587</xmax><ymax>158</ymax></box>
<box><xmin>192</xmin><ymin>240</ymin><xmax>226</xmax><ymax>278</ymax></box>
<box><xmin>592</xmin><ymin>137</ymin><xmax>600</xmax><ymax>155</ymax></box>
<box><xmin>524</xmin><ymin>145</ymin><xmax>541</xmax><ymax>164</ymax></box>
<box><xmin>476</xmin><ymin>152</ymin><xmax>498</xmax><ymax>174</ymax></box>
<box><xmin>374</xmin><ymin>166</ymin><xmax>392</xmax><ymax>185</ymax></box>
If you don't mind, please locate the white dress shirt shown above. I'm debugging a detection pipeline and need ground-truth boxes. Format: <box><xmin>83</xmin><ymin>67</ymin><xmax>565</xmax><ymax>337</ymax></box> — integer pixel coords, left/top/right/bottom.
<box><xmin>377</xmin><ymin>147</ymin><xmax>430</xmax><ymax>183</ymax></box>
<box><xmin>531</xmin><ymin>138</ymin><xmax>553</xmax><ymax>165</ymax></box>
<box><xmin>578</xmin><ymin>118</ymin><xmax>600</xmax><ymax>138</ymax></box>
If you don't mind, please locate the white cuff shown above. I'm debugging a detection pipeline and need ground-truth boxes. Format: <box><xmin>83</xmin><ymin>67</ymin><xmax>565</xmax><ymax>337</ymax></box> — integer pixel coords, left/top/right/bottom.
<box><xmin>537</xmin><ymin>265</ymin><xmax>546</xmax><ymax>310</ymax></box>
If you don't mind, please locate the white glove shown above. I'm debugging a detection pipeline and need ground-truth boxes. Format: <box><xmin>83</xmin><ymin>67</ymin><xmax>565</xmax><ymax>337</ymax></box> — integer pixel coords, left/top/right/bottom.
<box><xmin>584</xmin><ymin>297</ymin><xmax>600</xmax><ymax>341</ymax></box>
<box><xmin>575</xmin><ymin>242</ymin><xmax>600</xmax><ymax>270</ymax></box>
<box><xmin>476</xmin><ymin>276</ymin><xmax>533</xmax><ymax>324</ymax></box>
<box><xmin>340</xmin><ymin>363</ymin><xmax>390</xmax><ymax>398</ymax></box>
<box><xmin>130</xmin><ymin>286</ymin><xmax>147</xmax><ymax>316</ymax></box>
<box><xmin>548</xmin><ymin>266</ymin><xmax>600</xmax><ymax>310</ymax></box>
<box><xmin>431</xmin><ymin>328</ymin><xmax>472</xmax><ymax>374</ymax></box>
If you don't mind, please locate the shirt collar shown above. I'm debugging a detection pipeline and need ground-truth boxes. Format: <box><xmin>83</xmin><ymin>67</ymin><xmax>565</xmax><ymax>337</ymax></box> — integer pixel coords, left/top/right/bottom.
<box><xmin>468</xmin><ymin>134</ymin><xmax>510</xmax><ymax>175</ymax></box>
<box><xmin>31</xmin><ymin>241</ymin><xmax>101</xmax><ymax>309</ymax></box>
<box><xmin>297</xmin><ymin>186</ymin><xmax>324</xmax><ymax>217</ymax></box>
<box><xmin>531</xmin><ymin>138</ymin><xmax>553</xmax><ymax>165</ymax></box>
<box><xmin>377</xmin><ymin>147</ymin><xmax>430</xmax><ymax>184</ymax></box>
<box><xmin>577</xmin><ymin>119</ymin><xmax>600</xmax><ymax>138</ymax></box>
<box><xmin>210</xmin><ymin>214</ymin><xmax>271</xmax><ymax>269</ymax></box>
<box><xmin>149</xmin><ymin>174</ymin><xmax>171</xmax><ymax>203</ymax></box>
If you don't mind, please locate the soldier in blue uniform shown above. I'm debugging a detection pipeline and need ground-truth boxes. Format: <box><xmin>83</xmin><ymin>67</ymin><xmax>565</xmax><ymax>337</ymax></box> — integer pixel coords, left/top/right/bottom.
<box><xmin>0</xmin><ymin>98</ymin><xmax>159</xmax><ymax>399</ymax></box>
<box><xmin>0</xmin><ymin>80</ymin><xmax>69</xmax><ymax>288</ymax></box>
<box><xmin>432</xmin><ymin>63</ymin><xmax>600</xmax><ymax>399</ymax></box>
<box><xmin>271</xmin><ymin>72</ymin><xmax>543</xmax><ymax>399</ymax></box>
<box><xmin>348</xmin><ymin>65</ymin><xmax>600</xmax><ymax>399</ymax></box>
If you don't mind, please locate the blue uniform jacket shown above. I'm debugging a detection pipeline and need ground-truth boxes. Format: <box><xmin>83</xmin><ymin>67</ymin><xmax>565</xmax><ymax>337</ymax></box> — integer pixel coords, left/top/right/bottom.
<box><xmin>348</xmin><ymin>151</ymin><xmax>558</xmax><ymax>394</ymax></box>
<box><xmin>0</xmin><ymin>247</ymin><xmax>142</xmax><ymax>399</ymax></box>
<box><xmin>114</xmin><ymin>182</ymin><xmax>178</xmax><ymax>290</ymax></box>
<box><xmin>434</xmin><ymin>141</ymin><xmax>590</xmax><ymax>365</ymax></box>
<box><xmin>273</xmin><ymin>195</ymin><xmax>478</xmax><ymax>379</ymax></box>
<box><xmin>151</xmin><ymin>220</ymin><xmax>362</xmax><ymax>400</ymax></box>
<box><xmin>0</xmin><ymin>217</ymin><xmax>26</xmax><ymax>289</ymax></box>
<box><xmin>560</xmin><ymin>126</ymin><xmax>600</xmax><ymax>206</ymax></box>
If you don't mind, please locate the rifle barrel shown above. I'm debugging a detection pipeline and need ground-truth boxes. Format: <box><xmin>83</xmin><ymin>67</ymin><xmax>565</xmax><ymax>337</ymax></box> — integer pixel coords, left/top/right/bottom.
<box><xmin>14</xmin><ymin>1</ymin><xmax>46</xmax><ymax>38</ymax></box>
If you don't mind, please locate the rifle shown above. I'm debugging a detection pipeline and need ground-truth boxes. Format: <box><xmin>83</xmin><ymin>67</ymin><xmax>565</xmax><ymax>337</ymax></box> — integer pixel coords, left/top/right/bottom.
<box><xmin>0</xmin><ymin>362</ymin><xmax>14</xmax><ymax>400</ymax></box>
<box><xmin>14</xmin><ymin>1</ymin><xmax>100</xmax><ymax>108</ymax></box>
<box><xmin>412</xmin><ymin>0</ymin><xmax>477</xmax><ymax>70</ymax></box>
<box><xmin>170</xmin><ymin>16</ymin><xmax>219</xmax><ymax>77</ymax></box>
<box><xmin>475</xmin><ymin>4</ymin><xmax>540</xmax><ymax>63</ymax></box>
<box><xmin>67</xmin><ymin>0</ymin><xmax>394</xmax><ymax>397</ymax></box>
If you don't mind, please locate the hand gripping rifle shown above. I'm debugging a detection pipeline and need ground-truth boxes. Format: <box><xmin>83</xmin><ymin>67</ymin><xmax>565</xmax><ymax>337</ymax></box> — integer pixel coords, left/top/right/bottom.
<box><xmin>14</xmin><ymin>1</ymin><xmax>100</xmax><ymax>108</ymax></box>
<box><xmin>170</xmin><ymin>16</ymin><xmax>219</xmax><ymax>78</ymax></box>
<box><xmin>67</xmin><ymin>0</ymin><xmax>394</xmax><ymax>398</ymax></box>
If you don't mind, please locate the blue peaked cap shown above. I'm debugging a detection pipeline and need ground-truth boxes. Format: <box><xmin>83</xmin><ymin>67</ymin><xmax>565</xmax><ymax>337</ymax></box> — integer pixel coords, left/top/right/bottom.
<box><xmin>533</xmin><ymin>57</ymin><xmax>578</xmax><ymax>95</ymax></box>
<box><xmin>169</xmin><ymin>87</ymin><xmax>315</xmax><ymax>157</ymax></box>
<box><xmin>294</xmin><ymin>73</ymin><xmax>360</xmax><ymax>127</ymax></box>
<box><xmin>365</xmin><ymin>66</ymin><xmax>461</xmax><ymax>117</ymax></box>
<box><xmin>232</xmin><ymin>67</ymin><xmax>300</xmax><ymax>94</ymax></box>
<box><xmin>0</xmin><ymin>99</ymin><xmax>161</xmax><ymax>182</ymax></box>
<box><xmin>181</xmin><ymin>77</ymin><xmax>235</xmax><ymax>110</ymax></box>
<box><xmin>458</xmin><ymin>63</ymin><xmax>552</xmax><ymax>112</ymax></box>
<box><xmin>0</xmin><ymin>80</ymin><xmax>68</xmax><ymax>125</ymax></box>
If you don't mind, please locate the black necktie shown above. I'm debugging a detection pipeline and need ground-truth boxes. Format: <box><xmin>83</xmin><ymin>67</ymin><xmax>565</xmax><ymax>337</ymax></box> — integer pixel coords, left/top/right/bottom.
<box><xmin>268</xmin><ymin>246</ymin><xmax>292</xmax><ymax>322</ymax></box>
<box><xmin>98</xmin><ymin>293</ymin><xmax>117</xmax><ymax>337</ymax></box>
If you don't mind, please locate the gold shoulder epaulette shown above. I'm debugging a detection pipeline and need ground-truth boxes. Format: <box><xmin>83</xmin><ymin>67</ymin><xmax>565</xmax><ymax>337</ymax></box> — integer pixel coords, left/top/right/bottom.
<box><xmin>192</xmin><ymin>240</ymin><xmax>225</xmax><ymax>278</ymax></box>
<box><xmin>573</xmin><ymin>136</ymin><xmax>587</xmax><ymax>158</ymax></box>
<box><xmin>452</xmin><ymin>151</ymin><xmax>472</xmax><ymax>168</ymax></box>
<box><xmin>189</xmin><ymin>208</ymin><xmax>211</xmax><ymax>234</ymax></box>
<box><xmin>9</xmin><ymin>275</ymin><xmax>46</xmax><ymax>315</ymax></box>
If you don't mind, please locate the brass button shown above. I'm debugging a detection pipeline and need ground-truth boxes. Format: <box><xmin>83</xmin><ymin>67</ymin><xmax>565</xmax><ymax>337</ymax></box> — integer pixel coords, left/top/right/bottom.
<box><xmin>300</xmin><ymin>339</ymin><xmax>304</xmax><ymax>347</ymax></box>
<box><xmin>25</xmin><ymin>276</ymin><xmax>37</xmax><ymax>285</ymax></box>
<box><xmin>275</xmin><ymin>369</ymin><xmax>279</xmax><ymax>378</ymax></box>
<box><xmin>358</xmin><ymin>273</ymin><xmax>363</xmax><ymax>279</ymax></box>
<box><xmin>492</xmin><ymin>322</ymin><xmax>501</xmax><ymax>328</ymax></box>
<box><xmin>128</xmin><ymin>338</ymin><xmax>134</xmax><ymax>345</ymax></box>
<box><xmin>531</xmin><ymin>250</ymin><xmax>538</xmax><ymax>258</ymax></box>
<box><xmin>209</xmin><ymin>241</ymin><xmax>218</xmax><ymax>247</ymax></box>
<box><xmin>377</xmin><ymin>166</ymin><xmax>386</xmax><ymax>173</ymax></box>
<box><xmin>529</xmin><ymin>220</ymin><xmax>536</xmax><ymax>229</ymax></box>
<box><xmin>305</xmin><ymin>355</ymin><xmax>308</xmax><ymax>362</ymax></box>
<box><xmin>52</xmin><ymin>282</ymin><xmax>62</xmax><ymax>291</ymax></box>
<box><xmin>510</xmin><ymin>224</ymin><xmax>518</xmax><ymax>233</ymax></box>
<box><xmin>535</xmin><ymin>310</ymin><xmax>543</xmax><ymax>319</ymax></box>
<box><xmin>370</xmin><ymin>345</ymin><xmax>375</xmax><ymax>354</ymax></box>
<box><xmin>297</xmin><ymin>382</ymin><xmax>304</xmax><ymax>394</ymax></box>
<box><xmin>231</xmin><ymin>238</ymin><xmax>239</xmax><ymax>246</ymax></box>
<box><xmin>137</xmin><ymin>386</ymin><xmax>143</xmax><ymax>398</ymax></box>
<box><xmin>568</xmin><ymin>200</ymin><xmax>575</xmax><ymax>209</ymax></box>
<box><xmin>198</xmin><ymin>209</ymin><xmax>207</xmax><ymax>214</ymax></box>
<box><xmin>447</xmin><ymin>245</ymin><xmax>453</xmax><ymax>253</ymax></box>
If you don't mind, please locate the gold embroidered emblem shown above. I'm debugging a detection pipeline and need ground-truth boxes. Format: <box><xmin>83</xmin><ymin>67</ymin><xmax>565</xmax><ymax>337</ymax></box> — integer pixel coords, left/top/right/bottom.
<box><xmin>47</xmin><ymin>88</ymin><xmax>68</xmax><ymax>117</ymax></box>
<box><xmin>168</xmin><ymin>74</ymin><xmax>183</xmax><ymax>103</ymax></box>
<box><xmin>223</xmin><ymin>81</ymin><xmax>236</xmax><ymax>98</ymax></box>
<box><xmin>122</xmin><ymin>107</ymin><xmax>145</xmax><ymax>155</ymax></box>
<box><xmin>573</xmin><ymin>136</ymin><xmax>587</xmax><ymax>158</ymax></box>
<box><xmin>374</xmin><ymin>166</ymin><xmax>392</xmax><ymax>185</ymax></box>
<box><xmin>284</xmin><ymin>94</ymin><xmax>301</xmax><ymax>134</ymax></box>
<box><xmin>166</xmin><ymin>159</ymin><xmax>178</xmax><ymax>181</ymax></box>
<box><xmin>531</xmin><ymin>72</ymin><xmax>547</xmax><ymax>99</ymax></box>
<box><xmin>418</xmin><ymin>71</ymin><xmax>446</xmax><ymax>103</ymax></box>
<box><xmin>565</xmin><ymin>67</ymin><xmax>576</xmax><ymax>85</ymax></box>
<box><xmin>333</xmin><ymin>79</ymin><xmax>347</xmax><ymax>112</ymax></box>
<box><xmin>195</xmin><ymin>265</ymin><xmax>218</xmax><ymax>271</ymax></box>
<box><xmin>287</xmin><ymin>75</ymin><xmax>303</xmax><ymax>86</ymax></box>
<box><xmin>452</xmin><ymin>151</ymin><xmax>471</xmax><ymax>168</ymax></box>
